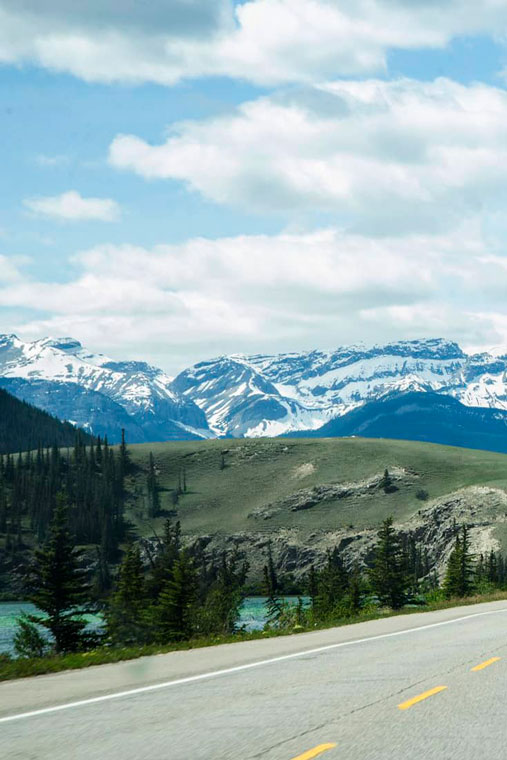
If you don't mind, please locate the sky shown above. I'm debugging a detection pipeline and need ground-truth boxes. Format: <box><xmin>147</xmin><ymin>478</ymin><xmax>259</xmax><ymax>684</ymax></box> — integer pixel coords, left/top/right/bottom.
<box><xmin>2</xmin><ymin>1</ymin><xmax>507</xmax><ymax>373</ymax></box>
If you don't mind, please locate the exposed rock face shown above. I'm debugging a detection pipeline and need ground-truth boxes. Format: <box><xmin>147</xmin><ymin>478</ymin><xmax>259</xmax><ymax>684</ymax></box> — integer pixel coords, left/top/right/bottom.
<box><xmin>248</xmin><ymin>468</ymin><xmax>414</xmax><ymax>519</ymax></box>
<box><xmin>182</xmin><ymin>486</ymin><xmax>507</xmax><ymax>583</ymax></box>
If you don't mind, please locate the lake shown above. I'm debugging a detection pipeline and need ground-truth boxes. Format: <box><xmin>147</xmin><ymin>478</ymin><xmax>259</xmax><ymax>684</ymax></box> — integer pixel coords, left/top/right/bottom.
<box><xmin>0</xmin><ymin>597</ymin><xmax>303</xmax><ymax>656</ymax></box>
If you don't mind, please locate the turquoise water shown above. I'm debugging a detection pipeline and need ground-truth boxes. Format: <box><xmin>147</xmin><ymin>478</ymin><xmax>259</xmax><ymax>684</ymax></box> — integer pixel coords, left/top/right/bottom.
<box><xmin>0</xmin><ymin>597</ymin><xmax>304</xmax><ymax>655</ymax></box>
<box><xmin>0</xmin><ymin>602</ymin><xmax>103</xmax><ymax>656</ymax></box>
<box><xmin>0</xmin><ymin>597</ymin><xmax>308</xmax><ymax>655</ymax></box>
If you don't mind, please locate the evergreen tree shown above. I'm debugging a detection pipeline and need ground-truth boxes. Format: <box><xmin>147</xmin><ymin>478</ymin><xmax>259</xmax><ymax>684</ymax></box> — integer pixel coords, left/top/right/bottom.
<box><xmin>119</xmin><ymin>428</ymin><xmax>129</xmax><ymax>480</ymax></box>
<box><xmin>486</xmin><ymin>549</ymin><xmax>498</xmax><ymax>584</ymax></box>
<box><xmin>156</xmin><ymin>552</ymin><xmax>197</xmax><ymax>642</ymax></box>
<box><xmin>444</xmin><ymin>525</ymin><xmax>475</xmax><ymax>598</ymax></box>
<box><xmin>369</xmin><ymin>517</ymin><xmax>407</xmax><ymax>609</ymax></box>
<box><xmin>13</xmin><ymin>614</ymin><xmax>49</xmax><ymax>659</ymax></box>
<box><xmin>195</xmin><ymin>552</ymin><xmax>247</xmax><ymax>636</ymax></box>
<box><xmin>380</xmin><ymin>468</ymin><xmax>397</xmax><ymax>494</ymax></box>
<box><xmin>263</xmin><ymin>543</ymin><xmax>282</xmax><ymax>624</ymax></box>
<box><xmin>346</xmin><ymin>562</ymin><xmax>363</xmax><ymax>615</ymax></box>
<box><xmin>307</xmin><ymin>565</ymin><xmax>318</xmax><ymax>609</ymax></box>
<box><xmin>148</xmin><ymin>519</ymin><xmax>181</xmax><ymax>599</ymax></box>
<box><xmin>146</xmin><ymin>452</ymin><xmax>161</xmax><ymax>518</ymax></box>
<box><xmin>314</xmin><ymin>548</ymin><xmax>349</xmax><ymax>619</ymax></box>
<box><xmin>107</xmin><ymin>544</ymin><xmax>148</xmax><ymax>645</ymax></box>
<box><xmin>24</xmin><ymin>492</ymin><xmax>91</xmax><ymax>653</ymax></box>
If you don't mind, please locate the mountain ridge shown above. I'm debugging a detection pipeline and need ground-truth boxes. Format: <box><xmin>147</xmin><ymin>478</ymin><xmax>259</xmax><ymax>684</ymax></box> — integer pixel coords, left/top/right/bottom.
<box><xmin>0</xmin><ymin>334</ymin><xmax>209</xmax><ymax>444</ymax></box>
<box><xmin>3</xmin><ymin>334</ymin><xmax>507</xmax><ymax>445</ymax></box>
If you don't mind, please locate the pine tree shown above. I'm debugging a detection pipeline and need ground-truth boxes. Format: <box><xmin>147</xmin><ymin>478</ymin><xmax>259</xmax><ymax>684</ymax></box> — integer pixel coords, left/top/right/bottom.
<box><xmin>314</xmin><ymin>548</ymin><xmax>349</xmax><ymax>619</ymax></box>
<box><xmin>195</xmin><ymin>552</ymin><xmax>247</xmax><ymax>636</ymax></box>
<box><xmin>487</xmin><ymin>549</ymin><xmax>498</xmax><ymax>584</ymax></box>
<box><xmin>156</xmin><ymin>552</ymin><xmax>197</xmax><ymax>642</ymax></box>
<box><xmin>369</xmin><ymin>517</ymin><xmax>407</xmax><ymax>609</ymax></box>
<box><xmin>263</xmin><ymin>543</ymin><xmax>282</xmax><ymax>625</ymax></box>
<box><xmin>146</xmin><ymin>452</ymin><xmax>161</xmax><ymax>518</ymax></box>
<box><xmin>24</xmin><ymin>492</ymin><xmax>91</xmax><ymax>653</ymax></box>
<box><xmin>107</xmin><ymin>544</ymin><xmax>148</xmax><ymax>645</ymax></box>
<box><xmin>119</xmin><ymin>428</ymin><xmax>129</xmax><ymax>480</ymax></box>
<box><xmin>307</xmin><ymin>565</ymin><xmax>318</xmax><ymax>609</ymax></box>
<box><xmin>444</xmin><ymin>525</ymin><xmax>475</xmax><ymax>598</ymax></box>
<box><xmin>346</xmin><ymin>562</ymin><xmax>363</xmax><ymax>615</ymax></box>
<box><xmin>380</xmin><ymin>468</ymin><xmax>396</xmax><ymax>494</ymax></box>
<box><xmin>148</xmin><ymin>519</ymin><xmax>181</xmax><ymax>599</ymax></box>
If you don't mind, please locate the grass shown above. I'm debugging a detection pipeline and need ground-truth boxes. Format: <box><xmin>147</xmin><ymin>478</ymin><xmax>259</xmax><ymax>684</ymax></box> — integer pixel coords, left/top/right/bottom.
<box><xmin>3</xmin><ymin>590</ymin><xmax>507</xmax><ymax>682</ymax></box>
<box><xmin>126</xmin><ymin>437</ymin><xmax>507</xmax><ymax>538</ymax></box>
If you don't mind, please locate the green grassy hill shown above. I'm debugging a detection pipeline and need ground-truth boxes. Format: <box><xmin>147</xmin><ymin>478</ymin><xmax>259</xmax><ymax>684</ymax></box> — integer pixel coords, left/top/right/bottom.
<box><xmin>126</xmin><ymin>437</ymin><xmax>507</xmax><ymax>539</ymax></box>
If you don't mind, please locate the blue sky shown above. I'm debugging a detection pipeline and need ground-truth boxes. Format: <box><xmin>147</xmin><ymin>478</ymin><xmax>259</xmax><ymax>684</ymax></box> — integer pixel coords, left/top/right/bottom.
<box><xmin>1</xmin><ymin>1</ymin><xmax>507</xmax><ymax>373</ymax></box>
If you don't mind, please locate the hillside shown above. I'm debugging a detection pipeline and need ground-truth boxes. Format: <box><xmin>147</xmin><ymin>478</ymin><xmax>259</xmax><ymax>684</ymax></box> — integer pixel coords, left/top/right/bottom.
<box><xmin>0</xmin><ymin>387</ymin><xmax>92</xmax><ymax>454</ymax></box>
<box><xmin>125</xmin><ymin>437</ymin><xmax>507</xmax><ymax>579</ymax></box>
<box><xmin>293</xmin><ymin>391</ymin><xmax>507</xmax><ymax>454</ymax></box>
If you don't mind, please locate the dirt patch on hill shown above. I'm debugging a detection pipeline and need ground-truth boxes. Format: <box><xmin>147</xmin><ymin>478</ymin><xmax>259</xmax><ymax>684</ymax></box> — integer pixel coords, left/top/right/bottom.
<box><xmin>292</xmin><ymin>462</ymin><xmax>316</xmax><ymax>480</ymax></box>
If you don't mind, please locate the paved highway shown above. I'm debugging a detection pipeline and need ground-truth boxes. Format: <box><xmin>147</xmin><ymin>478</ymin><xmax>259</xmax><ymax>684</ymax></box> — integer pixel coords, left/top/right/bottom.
<box><xmin>2</xmin><ymin>600</ymin><xmax>507</xmax><ymax>759</ymax></box>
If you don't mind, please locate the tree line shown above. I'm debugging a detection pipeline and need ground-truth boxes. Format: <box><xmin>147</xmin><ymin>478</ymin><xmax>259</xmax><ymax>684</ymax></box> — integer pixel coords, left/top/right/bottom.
<box><xmin>11</xmin><ymin>501</ymin><xmax>507</xmax><ymax>659</ymax></box>
<box><xmin>0</xmin><ymin>432</ymin><xmax>128</xmax><ymax>593</ymax></box>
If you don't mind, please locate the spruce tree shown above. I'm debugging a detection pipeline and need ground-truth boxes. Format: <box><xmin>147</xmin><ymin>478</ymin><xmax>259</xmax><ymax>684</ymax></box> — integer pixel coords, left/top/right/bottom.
<box><xmin>107</xmin><ymin>544</ymin><xmax>148</xmax><ymax>645</ymax></box>
<box><xmin>369</xmin><ymin>516</ymin><xmax>407</xmax><ymax>609</ymax></box>
<box><xmin>147</xmin><ymin>452</ymin><xmax>161</xmax><ymax>518</ymax></box>
<box><xmin>148</xmin><ymin>519</ymin><xmax>181</xmax><ymax>599</ymax></box>
<box><xmin>444</xmin><ymin>525</ymin><xmax>475</xmax><ymax>598</ymax></box>
<box><xmin>314</xmin><ymin>548</ymin><xmax>349</xmax><ymax>619</ymax></box>
<box><xmin>263</xmin><ymin>544</ymin><xmax>282</xmax><ymax>625</ymax></box>
<box><xmin>380</xmin><ymin>468</ymin><xmax>397</xmax><ymax>494</ymax></box>
<box><xmin>156</xmin><ymin>552</ymin><xmax>197</xmax><ymax>642</ymax></box>
<box><xmin>346</xmin><ymin>562</ymin><xmax>363</xmax><ymax>615</ymax></box>
<box><xmin>195</xmin><ymin>552</ymin><xmax>247</xmax><ymax>636</ymax></box>
<box><xmin>25</xmin><ymin>492</ymin><xmax>90</xmax><ymax>653</ymax></box>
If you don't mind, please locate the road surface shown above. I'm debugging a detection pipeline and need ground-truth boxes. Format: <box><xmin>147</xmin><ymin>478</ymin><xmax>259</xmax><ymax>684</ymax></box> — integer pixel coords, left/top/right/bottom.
<box><xmin>2</xmin><ymin>600</ymin><xmax>507</xmax><ymax>759</ymax></box>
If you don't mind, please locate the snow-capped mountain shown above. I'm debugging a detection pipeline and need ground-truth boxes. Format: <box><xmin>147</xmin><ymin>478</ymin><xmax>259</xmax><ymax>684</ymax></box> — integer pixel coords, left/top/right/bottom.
<box><xmin>4</xmin><ymin>334</ymin><xmax>507</xmax><ymax>443</ymax></box>
<box><xmin>173</xmin><ymin>338</ymin><xmax>507</xmax><ymax>437</ymax></box>
<box><xmin>0</xmin><ymin>335</ymin><xmax>209</xmax><ymax>443</ymax></box>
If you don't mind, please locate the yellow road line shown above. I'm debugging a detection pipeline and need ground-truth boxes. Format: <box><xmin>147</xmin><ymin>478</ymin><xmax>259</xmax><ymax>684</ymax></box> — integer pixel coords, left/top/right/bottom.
<box><xmin>471</xmin><ymin>657</ymin><xmax>501</xmax><ymax>672</ymax></box>
<box><xmin>398</xmin><ymin>685</ymin><xmax>447</xmax><ymax>710</ymax></box>
<box><xmin>290</xmin><ymin>743</ymin><xmax>337</xmax><ymax>760</ymax></box>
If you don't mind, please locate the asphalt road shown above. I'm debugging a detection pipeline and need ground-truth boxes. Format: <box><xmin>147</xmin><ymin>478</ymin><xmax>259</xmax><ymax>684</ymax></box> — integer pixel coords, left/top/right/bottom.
<box><xmin>2</xmin><ymin>600</ymin><xmax>507</xmax><ymax>760</ymax></box>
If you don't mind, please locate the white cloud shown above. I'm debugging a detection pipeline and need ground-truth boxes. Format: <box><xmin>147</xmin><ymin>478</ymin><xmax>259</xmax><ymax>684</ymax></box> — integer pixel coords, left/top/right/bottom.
<box><xmin>1</xmin><ymin>222</ymin><xmax>506</xmax><ymax>371</ymax></box>
<box><xmin>109</xmin><ymin>78</ymin><xmax>507</xmax><ymax>234</ymax></box>
<box><xmin>1</xmin><ymin>1</ymin><xmax>507</xmax><ymax>85</ymax></box>
<box><xmin>0</xmin><ymin>254</ymin><xmax>24</xmax><ymax>283</ymax></box>
<box><xmin>24</xmin><ymin>190</ymin><xmax>121</xmax><ymax>222</ymax></box>
<box><xmin>35</xmin><ymin>154</ymin><xmax>70</xmax><ymax>167</ymax></box>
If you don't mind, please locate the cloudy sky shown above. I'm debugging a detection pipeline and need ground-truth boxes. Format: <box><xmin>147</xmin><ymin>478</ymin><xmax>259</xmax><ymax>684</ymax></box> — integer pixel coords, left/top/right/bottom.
<box><xmin>2</xmin><ymin>1</ymin><xmax>507</xmax><ymax>372</ymax></box>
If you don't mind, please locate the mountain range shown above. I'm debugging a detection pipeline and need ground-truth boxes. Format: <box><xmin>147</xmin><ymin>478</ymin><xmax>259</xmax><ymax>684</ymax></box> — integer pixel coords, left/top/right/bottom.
<box><xmin>0</xmin><ymin>335</ymin><xmax>208</xmax><ymax>444</ymax></box>
<box><xmin>2</xmin><ymin>334</ymin><xmax>507</xmax><ymax>449</ymax></box>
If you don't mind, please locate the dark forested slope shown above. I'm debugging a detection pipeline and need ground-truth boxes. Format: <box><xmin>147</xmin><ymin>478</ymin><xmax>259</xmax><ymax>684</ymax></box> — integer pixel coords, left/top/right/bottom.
<box><xmin>0</xmin><ymin>387</ymin><xmax>92</xmax><ymax>454</ymax></box>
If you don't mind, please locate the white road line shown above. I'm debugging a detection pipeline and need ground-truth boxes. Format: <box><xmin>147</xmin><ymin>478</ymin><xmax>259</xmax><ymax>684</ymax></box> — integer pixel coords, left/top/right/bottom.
<box><xmin>1</xmin><ymin>606</ymin><xmax>506</xmax><ymax>724</ymax></box>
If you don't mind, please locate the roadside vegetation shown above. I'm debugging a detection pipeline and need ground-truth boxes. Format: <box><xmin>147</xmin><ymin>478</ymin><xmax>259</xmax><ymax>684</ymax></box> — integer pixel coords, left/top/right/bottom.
<box><xmin>2</xmin><ymin>457</ymin><xmax>507</xmax><ymax>680</ymax></box>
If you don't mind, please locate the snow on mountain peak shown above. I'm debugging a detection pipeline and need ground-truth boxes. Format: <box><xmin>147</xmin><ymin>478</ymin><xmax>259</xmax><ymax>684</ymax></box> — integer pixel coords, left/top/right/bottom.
<box><xmin>0</xmin><ymin>334</ymin><xmax>208</xmax><ymax>442</ymax></box>
<box><xmin>174</xmin><ymin>338</ymin><xmax>506</xmax><ymax>437</ymax></box>
<box><xmin>2</xmin><ymin>335</ymin><xmax>507</xmax><ymax>441</ymax></box>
